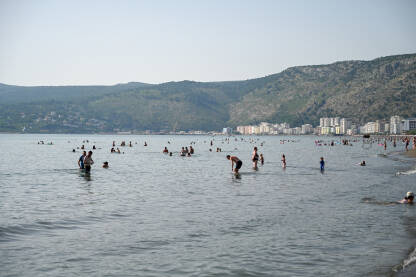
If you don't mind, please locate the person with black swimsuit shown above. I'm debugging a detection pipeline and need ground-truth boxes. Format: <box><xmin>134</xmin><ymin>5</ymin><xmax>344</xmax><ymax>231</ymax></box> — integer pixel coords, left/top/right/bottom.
<box><xmin>252</xmin><ymin>147</ymin><xmax>259</xmax><ymax>169</ymax></box>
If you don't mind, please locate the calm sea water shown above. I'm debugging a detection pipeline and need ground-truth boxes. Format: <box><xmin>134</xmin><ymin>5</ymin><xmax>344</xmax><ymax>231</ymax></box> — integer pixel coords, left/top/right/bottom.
<box><xmin>1</xmin><ymin>134</ymin><xmax>415</xmax><ymax>277</ymax></box>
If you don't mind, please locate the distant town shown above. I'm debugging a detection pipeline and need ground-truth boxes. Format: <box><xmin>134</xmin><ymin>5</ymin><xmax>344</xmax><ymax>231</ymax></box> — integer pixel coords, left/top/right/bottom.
<box><xmin>11</xmin><ymin>111</ymin><xmax>416</xmax><ymax>136</ymax></box>
<box><xmin>225</xmin><ymin>116</ymin><xmax>416</xmax><ymax>136</ymax></box>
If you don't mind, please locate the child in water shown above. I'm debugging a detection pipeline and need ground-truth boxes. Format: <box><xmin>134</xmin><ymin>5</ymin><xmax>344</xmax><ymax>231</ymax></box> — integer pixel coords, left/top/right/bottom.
<box><xmin>260</xmin><ymin>154</ymin><xmax>264</xmax><ymax>165</ymax></box>
<box><xmin>320</xmin><ymin>157</ymin><xmax>325</xmax><ymax>171</ymax></box>
<box><xmin>102</xmin><ymin>161</ymin><xmax>109</xmax><ymax>168</ymax></box>
<box><xmin>281</xmin><ymin>154</ymin><xmax>286</xmax><ymax>168</ymax></box>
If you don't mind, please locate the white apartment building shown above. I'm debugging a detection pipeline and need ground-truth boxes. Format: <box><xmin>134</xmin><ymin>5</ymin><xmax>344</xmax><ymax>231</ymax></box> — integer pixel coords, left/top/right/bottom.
<box><xmin>340</xmin><ymin>118</ymin><xmax>352</xmax><ymax>134</ymax></box>
<box><xmin>259</xmin><ymin>122</ymin><xmax>272</xmax><ymax>134</ymax></box>
<box><xmin>403</xmin><ymin>118</ymin><xmax>416</xmax><ymax>132</ymax></box>
<box><xmin>390</xmin><ymin>116</ymin><xmax>402</xmax><ymax>134</ymax></box>
<box><xmin>222</xmin><ymin>127</ymin><xmax>232</xmax><ymax>135</ymax></box>
<box><xmin>301</xmin><ymin>124</ymin><xmax>313</xmax><ymax>134</ymax></box>
<box><xmin>320</xmin><ymin>118</ymin><xmax>330</xmax><ymax>127</ymax></box>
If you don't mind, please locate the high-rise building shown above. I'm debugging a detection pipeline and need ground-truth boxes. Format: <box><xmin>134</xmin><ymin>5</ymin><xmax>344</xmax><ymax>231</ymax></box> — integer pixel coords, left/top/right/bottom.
<box><xmin>340</xmin><ymin>118</ymin><xmax>352</xmax><ymax>134</ymax></box>
<box><xmin>402</xmin><ymin>118</ymin><xmax>416</xmax><ymax>132</ymax></box>
<box><xmin>320</xmin><ymin>117</ymin><xmax>330</xmax><ymax>127</ymax></box>
<box><xmin>259</xmin><ymin>122</ymin><xmax>271</xmax><ymax>134</ymax></box>
<box><xmin>301</xmin><ymin>124</ymin><xmax>313</xmax><ymax>134</ymax></box>
<box><xmin>390</xmin><ymin>116</ymin><xmax>402</xmax><ymax>134</ymax></box>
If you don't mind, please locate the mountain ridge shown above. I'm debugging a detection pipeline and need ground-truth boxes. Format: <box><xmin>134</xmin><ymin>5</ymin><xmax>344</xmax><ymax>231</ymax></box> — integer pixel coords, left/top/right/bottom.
<box><xmin>0</xmin><ymin>53</ymin><xmax>415</xmax><ymax>133</ymax></box>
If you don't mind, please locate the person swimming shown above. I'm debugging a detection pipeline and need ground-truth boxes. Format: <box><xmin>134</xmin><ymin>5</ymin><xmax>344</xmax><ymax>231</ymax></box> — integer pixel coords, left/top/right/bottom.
<box><xmin>360</xmin><ymin>161</ymin><xmax>366</xmax><ymax>166</ymax></box>
<box><xmin>102</xmin><ymin>161</ymin><xmax>109</xmax><ymax>168</ymax></box>
<box><xmin>227</xmin><ymin>155</ymin><xmax>242</xmax><ymax>174</ymax></box>
<box><xmin>399</xmin><ymin>192</ymin><xmax>414</xmax><ymax>204</ymax></box>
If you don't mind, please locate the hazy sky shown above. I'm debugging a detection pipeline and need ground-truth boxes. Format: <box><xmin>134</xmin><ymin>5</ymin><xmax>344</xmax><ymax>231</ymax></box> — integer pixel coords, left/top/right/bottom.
<box><xmin>1</xmin><ymin>0</ymin><xmax>415</xmax><ymax>86</ymax></box>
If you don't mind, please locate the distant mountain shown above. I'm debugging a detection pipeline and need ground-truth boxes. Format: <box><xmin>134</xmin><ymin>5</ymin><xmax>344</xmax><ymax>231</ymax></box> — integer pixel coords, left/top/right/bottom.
<box><xmin>0</xmin><ymin>53</ymin><xmax>415</xmax><ymax>133</ymax></box>
<box><xmin>0</xmin><ymin>82</ymin><xmax>152</xmax><ymax>104</ymax></box>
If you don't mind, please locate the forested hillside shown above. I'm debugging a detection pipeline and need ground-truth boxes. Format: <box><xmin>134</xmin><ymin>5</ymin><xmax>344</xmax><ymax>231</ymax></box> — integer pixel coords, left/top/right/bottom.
<box><xmin>1</xmin><ymin>53</ymin><xmax>415</xmax><ymax>133</ymax></box>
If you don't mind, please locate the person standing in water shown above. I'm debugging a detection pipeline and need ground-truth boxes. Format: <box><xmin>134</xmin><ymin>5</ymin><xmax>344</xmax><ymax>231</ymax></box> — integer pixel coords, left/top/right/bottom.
<box><xmin>83</xmin><ymin>151</ymin><xmax>94</xmax><ymax>173</ymax></box>
<box><xmin>78</xmin><ymin>151</ymin><xmax>86</xmax><ymax>169</ymax></box>
<box><xmin>281</xmin><ymin>154</ymin><xmax>286</xmax><ymax>168</ymax></box>
<box><xmin>226</xmin><ymin>155</ymin><xmax>242</xmax><ymax>174</ymax></box>
<box><xmin>252</xmin><ymin>147</ymin><xmax>259</xmax><ymax>169</ymax></box>
<box><xmin>260</xmin><ymin>154</ymin><xmax>264</xmax><ymax>165</ymax></box>
<box><xmin>320</xmin><ymin>157</ymin><xmax>325</xmax><ymax>171</ymax></box>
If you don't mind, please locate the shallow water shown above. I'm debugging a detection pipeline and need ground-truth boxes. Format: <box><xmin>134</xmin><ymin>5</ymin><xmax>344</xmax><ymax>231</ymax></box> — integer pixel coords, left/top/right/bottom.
<box><xmin>0</xmin><ymin>134</ymin><xmax>415</xmax><ymax>277</ymax></box>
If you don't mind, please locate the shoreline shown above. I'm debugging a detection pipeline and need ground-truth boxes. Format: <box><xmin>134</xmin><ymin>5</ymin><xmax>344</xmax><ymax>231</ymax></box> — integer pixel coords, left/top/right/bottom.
<box><xmin>403</xmin><ymin>148</ymin><xmax>416</xmax><ymax>158</ymax></box>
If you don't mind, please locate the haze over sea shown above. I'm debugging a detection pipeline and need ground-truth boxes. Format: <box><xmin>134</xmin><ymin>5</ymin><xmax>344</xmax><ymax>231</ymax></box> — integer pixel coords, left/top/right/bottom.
<box><xmin>1</xmin><ymin>134</ymin><xmax>416</xmax><ymax>276</ymax></box>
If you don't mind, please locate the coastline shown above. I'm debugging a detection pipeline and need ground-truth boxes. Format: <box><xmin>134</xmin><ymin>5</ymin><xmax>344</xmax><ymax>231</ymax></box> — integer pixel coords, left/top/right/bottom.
<box><xmin>403</xmin><ymin>148</ymin><xmax>416</xmax><ymax>158</ymax></box>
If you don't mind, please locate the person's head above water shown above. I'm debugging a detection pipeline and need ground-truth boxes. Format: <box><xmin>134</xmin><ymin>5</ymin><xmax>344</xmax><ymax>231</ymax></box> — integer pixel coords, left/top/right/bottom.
<box><xmin>226</xmin><ymin>155</ymin><xmax>231</xmax><ymax>160</ymax></box>
<box><xmin>406</xmin><ymin>191</ymin><xmax>414</xmax><ymax>203</ymax></box>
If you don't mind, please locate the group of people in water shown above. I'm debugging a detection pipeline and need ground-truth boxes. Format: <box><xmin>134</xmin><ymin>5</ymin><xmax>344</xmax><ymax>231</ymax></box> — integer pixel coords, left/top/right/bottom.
<box><xmin>226</xmin><ymin>147</ymin><xmax>324</xmax><ymax>175</ymax></box>
<box><xmin>77</xmin><ymin>150</ymin><xmax>97</xmax><ymax>172</ymax></box>
<box><xmin>70</xmin><ymin>135</ymin><xmax>415</xmax><ymax>204</ymax></box>
<box><xmin>78</xmin><ymin>150</ymin><xmax>109</xmax><ymax>171</ymax></box>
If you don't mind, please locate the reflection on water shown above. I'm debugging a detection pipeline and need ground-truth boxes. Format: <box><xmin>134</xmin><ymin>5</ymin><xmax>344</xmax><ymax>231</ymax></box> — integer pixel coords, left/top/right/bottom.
<box><xmin>0</xmin><ymin>134</ymin><xmax>415</xmax><ymax>277</ymax></box>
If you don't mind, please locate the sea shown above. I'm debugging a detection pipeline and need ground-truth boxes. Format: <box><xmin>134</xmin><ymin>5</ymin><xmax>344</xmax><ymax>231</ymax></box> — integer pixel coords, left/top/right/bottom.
<box><xmin>0</xmin><ymin>134</ymin><xmax>415</xmax><ymax>277</ymax></box>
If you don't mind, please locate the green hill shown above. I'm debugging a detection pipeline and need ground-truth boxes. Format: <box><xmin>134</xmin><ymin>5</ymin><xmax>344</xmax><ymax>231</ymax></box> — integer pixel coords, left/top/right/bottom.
<box><xmin>0</xmin><ymin>53</ymin><xmax>415</xmax><ymax>133</ymax></box>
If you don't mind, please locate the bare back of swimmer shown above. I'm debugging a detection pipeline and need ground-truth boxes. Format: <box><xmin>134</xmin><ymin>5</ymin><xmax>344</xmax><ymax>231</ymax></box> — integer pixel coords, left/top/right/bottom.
<box><xmin>226</xmin><ymin>155</ymin><xmax>242</xmax><ymax>174</ymax></box>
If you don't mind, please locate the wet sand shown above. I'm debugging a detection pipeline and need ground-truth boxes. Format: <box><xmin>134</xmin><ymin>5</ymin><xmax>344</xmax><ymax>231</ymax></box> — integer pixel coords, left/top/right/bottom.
<box><xmin>403</xmin><ymin>148</ymin><xmax>416</xmax><ymax>158</ymax></box>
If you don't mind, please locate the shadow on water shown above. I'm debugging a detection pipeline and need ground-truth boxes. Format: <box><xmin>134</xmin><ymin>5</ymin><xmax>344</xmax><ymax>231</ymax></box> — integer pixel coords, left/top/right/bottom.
<box><xmin>79</xmin><ymin>171</ymin><xmax>92</xmax><ymax>182</ymax></box>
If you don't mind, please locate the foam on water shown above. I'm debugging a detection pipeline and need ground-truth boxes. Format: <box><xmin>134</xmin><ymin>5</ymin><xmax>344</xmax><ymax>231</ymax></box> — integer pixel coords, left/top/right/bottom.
<box><xmin>396</xmin><ymin>168</ymin><xmax>416</xmax><ymax>176</ymax></box>
<box><xmin>393</xmin><ymin>247</ymin><xmax>416</xmax><ymax>276</ymax></box>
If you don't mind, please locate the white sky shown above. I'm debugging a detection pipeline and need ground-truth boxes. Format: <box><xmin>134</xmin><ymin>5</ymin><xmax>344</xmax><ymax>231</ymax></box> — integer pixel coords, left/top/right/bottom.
<box><xmin>0</xmin><ymin>0</ymin><xmax>415</xmax><ymax>86</ymax></box>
